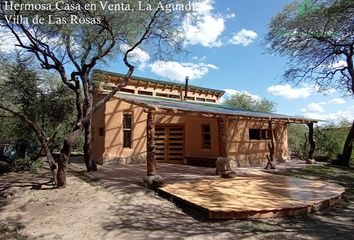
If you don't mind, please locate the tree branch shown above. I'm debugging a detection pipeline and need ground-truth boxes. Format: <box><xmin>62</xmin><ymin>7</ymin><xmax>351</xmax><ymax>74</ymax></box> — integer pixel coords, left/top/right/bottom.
<box><xmin>82</xmin><ymin>8</ymin><xmax>162</xmax><ymax>125</ymax></box>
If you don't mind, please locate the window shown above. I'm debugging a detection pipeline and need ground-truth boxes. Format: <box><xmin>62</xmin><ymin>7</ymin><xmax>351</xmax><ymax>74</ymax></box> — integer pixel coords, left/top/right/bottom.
<box><xmin>196</xmin><ymin>97</ymin><xmax>206</xmax><ymax>102</ymax></box>
<box><xmin>206</xmin><ymin>99</ymin><xmax>216</xmax><ymax>103</ymax></box>
<box><xmin>156</xmin><ymin>92</ymin><xmax>168</xmax><ymax>98</ymax></box>
<box><xmin>168</xmin><ymin>94</ymin><xmax>180</xmax><ymax>99</ymax></box>
<box><xmin>202</xmin><ymin>125</ymin><xmax>211</xmax><ymax>149</ymax></box>
<box><xmin>123</xmin><ymin>113</ymin><xmax>132</xmax><ymax>148</ymax></box>
<box><xmin>249</xmin><ymin>129</ymin><xmax>271</xmax><ymax>140</ymax></box>
<box><xmin>185</xmin><ymin>96</ymin><xmax>195</xmax><ymax>101</ymax></box>
<box><xmin>138</xmin><ymin>90</ymin><xmax>153</xmax><ymax>96</ymax></box>
<box><xmin>120</xmin><ymin>88</ymin><xmax>135</xmax><ymax>94</ymax></box>
<box><xmin>99</xmin><ymin>127</ymin><xmax>105</xmax><ymax>137</ymax></box>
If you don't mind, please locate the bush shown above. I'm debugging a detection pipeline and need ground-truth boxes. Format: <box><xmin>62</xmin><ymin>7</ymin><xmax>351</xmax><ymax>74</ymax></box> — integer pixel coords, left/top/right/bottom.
<box><xmin>288</xmin><ymin>122</ymin><xmax>351</xmax><ymax>162</ymax></box>
<box><xmin>287</xmin><ymin>124</ymin><xmax>308</xmax><ymax>159</ymax></box>
<box><xmin>14</xmin><ymin>158</ymin><xmax>31</xmax><ymax>171</ymax></box>
<box><xmin>315</xmin><ymin>127</ymin><xmax>344</xmax><ymax>160</ymax></box>
<box><xmin>30</xmin><ymin>159</ymin><xmax>44</xmax><ymax>174</ymax></box>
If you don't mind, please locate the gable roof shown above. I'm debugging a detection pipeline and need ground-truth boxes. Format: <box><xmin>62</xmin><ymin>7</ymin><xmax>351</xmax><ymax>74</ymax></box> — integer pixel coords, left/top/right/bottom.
<box><xmin>92</xmin><ymin>69</ymin><xmax>225</xmax><ymax>97</ymax></box>
<box><xmin>110</xmin><ymin>92</ymin><xmax>319</xmax><ymax>123</ymax></box>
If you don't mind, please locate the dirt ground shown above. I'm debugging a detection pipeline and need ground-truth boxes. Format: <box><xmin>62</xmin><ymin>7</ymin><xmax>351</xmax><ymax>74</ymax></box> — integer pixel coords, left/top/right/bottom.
<box><xmin>0</xmin><ymin>164</ymin><xmax>353</xmax><ymax>240</ymax></box>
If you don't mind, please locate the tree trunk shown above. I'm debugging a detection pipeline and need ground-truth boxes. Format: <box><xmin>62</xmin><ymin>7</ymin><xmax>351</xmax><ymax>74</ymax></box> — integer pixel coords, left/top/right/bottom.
<box><xmin>337</xmin><ymin>120</ymin><xmax>354</xmax><ymax>167</ymax></box>
<box><xmin>83</xmin><ymin>118</ymin><xmax>97</xmax><ymax>172</ymax></box>
<box><xmin>265</xmin><ymin>120</ymin><xmax>276</xmax><ymax>169</ymax></box>
<box><xmin>307</xmin><ymin>123</ymin><xmax>316</xmax><ymax>159</ymax></box>
<box><xmin>41</xmin><ymin>143</ymin><xmax>57</xmax><ymax>185</ymax></box>
<box><xmin>146</xmin><ymin>110</ymin><xmax>156</xmax><ymax>176</ymax></box>
<box><xmin>0</xmin><ymin>104</ymin><xmax>57</xmax><ymax>183</ymax></box>
<box><xmin>217</xmin><ymin>118</ymin><xmax>227</xmax><ymax>158</ymax></box>
<box><xmin>57</xmin><ymin>129</ymin><xmax>82</xmax><ymax>188</ymax></box>
<box><xmin>306</xmin><ymin>122</ymin><xmax>316</xmax><ymax>164</ymax></box>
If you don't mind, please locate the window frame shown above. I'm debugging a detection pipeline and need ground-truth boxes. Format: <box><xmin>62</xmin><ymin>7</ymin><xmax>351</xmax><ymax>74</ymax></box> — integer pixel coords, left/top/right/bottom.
<box><xmin>98</xmin><ymin>127</ymin><xmax>105</xmax><ymax>137</ymax></box>
<box><xmin>249</xmin><ymin>128</ymin><xmax>271</xmax><ymax>141</ymax></box>
<box><xmin>201</xmin><ymin>124</ymin><xmax>212</xmax><ymax>149</ymax></box>
<box><xmin>123</xmin><ymin>112</ymin><xmax>133</xmax><ymax>148</ymax></box>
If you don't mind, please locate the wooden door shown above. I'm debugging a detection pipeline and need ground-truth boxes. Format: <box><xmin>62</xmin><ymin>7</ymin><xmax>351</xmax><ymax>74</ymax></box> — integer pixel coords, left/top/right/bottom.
<box><xmin>155</xmin><ymin>126</ymin><xmax>184</xmax><ymax>163</ymax></box>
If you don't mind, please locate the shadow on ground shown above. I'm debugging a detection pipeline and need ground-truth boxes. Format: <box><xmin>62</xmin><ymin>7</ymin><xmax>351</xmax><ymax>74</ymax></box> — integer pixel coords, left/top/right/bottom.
<box><xmin>97</xmin><ymin>165</ymin><xmax>354</xmax><ymax>240</ymax></box>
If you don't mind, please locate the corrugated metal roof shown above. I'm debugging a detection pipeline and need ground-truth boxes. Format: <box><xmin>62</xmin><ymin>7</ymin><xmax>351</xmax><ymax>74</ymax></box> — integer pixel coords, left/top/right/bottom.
<box><xmin>113</xmin><ymin>92</ymin><xmax>319</xmax><ymax>123</ymax></box>
<box><xmin>93</xmin><ymin>69</ymin><xmax>225</xmax><ymax>96</ymax></box>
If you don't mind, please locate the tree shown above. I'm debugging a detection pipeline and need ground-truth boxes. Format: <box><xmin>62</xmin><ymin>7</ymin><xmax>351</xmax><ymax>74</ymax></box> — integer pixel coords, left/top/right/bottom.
<box><xmin>288</xmin><ymin>124</ymin><xmax>308</xmax><ymax>159</ymax></box>
<box><xmin>224</xmin><ymin>93</ymin><xmax>276</xmax><ymax>113</ymax></box>
<box><xmin>0</xmin><ymin>0</ymin><xmax>186</xmax><ymax>187</ymax></box>
<box><xmin>288</xmin><ymin>121</ymin><xmax>353</xmax><ymax>163</ymax></box>
<box><xmin>0</xmin><ymin>53</ymin><xmax>75</xmax><ymax>182</ymax></box>
<box><xmin>265</xmin><ymin>0</ymin><xmax>354</xmax><ymax>166</ymax></box>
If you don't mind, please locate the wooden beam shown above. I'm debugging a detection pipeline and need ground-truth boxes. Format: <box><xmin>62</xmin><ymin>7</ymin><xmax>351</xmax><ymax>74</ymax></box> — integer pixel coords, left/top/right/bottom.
<box><xmin>217</xmin><ymin>118</ymin><xmax>228</xmax><ymax>158</ymax></box>
<box><xmin>307</xmin><ymin>122</ymin><xmax>316</xmax><ymax>161</ymax></box>
<box><xmin>103</xmin><ymin>91</ymin><xmax>318</xmax><ymax>124</ymax></box>
<box><xmin>265</xmin><ymin>120</ymin><xmax>276</xmax><ymax>169</ymax></box>
<box><xmin>146</xmin><ymin>110</ymin><xmax>156</xmax><ymax>176</ymax></box>
<box><xmin>112</xmin><ymin>96</ymin><xmax>156</xmax><ymax>110</ymax></box>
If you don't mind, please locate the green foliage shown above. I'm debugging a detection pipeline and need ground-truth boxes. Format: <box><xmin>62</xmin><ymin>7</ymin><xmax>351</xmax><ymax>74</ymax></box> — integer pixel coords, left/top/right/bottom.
<box><xmin>72</xmin><ymin>133</ymin><xmax>85</xmax><ymax>152</ymax></box>
<box><xmin>0</xmin><ymin>53</ymin><xmax>76</xmax><ymax>155</ymax></box>
<box><xmin>288</xmin><ymin>122</ymin><xmax>352</xmax><ymax>162</ymax></box>
<box><xmin>0</xmin><ymin>0</ymin><xmax>187</xmax><ymax>66</ymax></box>
<box><xmin>30</xmin><ymin>159</ymin><xmax>44</xmax><ymax>174</ymax></box>
<box><xmin>265</xmin><ymin>0</ymin><xmax>354</xmax><ymax>94</ymax></box>
<box><xmin>0</xmin><ymin>112</ymin><xmax>16</xmax><ymax>143</ymax></box>
<box><xmin>224</xmin><ymin>93</ymin><xmax>276</xmax><ymax>113</ymax></box>
<box><xmin>287</xmin><ymin>124</ymin><xmax>308</xmax><ymax>159</ymax></box>
<box><xmin>315</xmin><ymin>127</ymin><xmax>343</xmax><ymax>160</ymax></box>
<box><xmin>10</xmin><ymin>158</ymin><xmax>31</xmax><ymax>172</ymax></box>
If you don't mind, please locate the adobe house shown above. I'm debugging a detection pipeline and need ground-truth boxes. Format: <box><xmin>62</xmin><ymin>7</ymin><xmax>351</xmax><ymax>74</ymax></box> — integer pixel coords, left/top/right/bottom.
<box><xmin>91</xmin><ymin>69</ymin><xmax>317</xmax><ymax>172</ymax></box>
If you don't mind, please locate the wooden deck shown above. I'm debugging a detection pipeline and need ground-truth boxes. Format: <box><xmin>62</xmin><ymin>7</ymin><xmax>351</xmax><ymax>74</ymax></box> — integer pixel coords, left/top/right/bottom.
<box><xmin>158</xmin><ymin>172</ymin><xmax>345</xmax><ymax>219</ymax></box>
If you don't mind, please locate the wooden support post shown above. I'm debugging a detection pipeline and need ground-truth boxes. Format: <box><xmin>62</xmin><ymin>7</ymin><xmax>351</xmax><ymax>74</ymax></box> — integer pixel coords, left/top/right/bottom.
<box><xmin>216</xmin><ymin>118</ymin><xmax>236</xmax><ymax>178</ymax></box>
<box><xmin>306</xmin><ymin>122</ymin><xmax>316</xmax><ymax>164</ymax></box>
<box><xmin>146</xmin><ymin>110</ymin><xmax>156</xmax><ymax>176</ymax></box>
<box><xmin>265</xmin><ymin>120</ymin><xmax>276</xmax><ymax>169</ymax></box>
<box><xmin>144</xmin><ymin>110</ymin><xmax>164</xmax><ymax>188</ymax></box>
<box><xmin>217</xmin><ymin>118</ymin><xmax>227</xmax><ymax>158</ymax></box>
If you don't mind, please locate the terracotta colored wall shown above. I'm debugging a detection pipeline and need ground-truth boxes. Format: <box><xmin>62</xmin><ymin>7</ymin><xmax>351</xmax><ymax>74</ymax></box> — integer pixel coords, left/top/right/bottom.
<box><xmin>227</xmin><ymin>119</ymin><xmax>288</xmax><ymax>167</ymax></box>
<box><xmin>91</xmin><ymin>94</ymin><xmax>106</xmax><ymax>164</ymax></box>
<box><xmin>103</xmin><ymin>98</ymin><xmax>147</xmax><ymax>160</ymax></box>
<box><xmin>155</xmin><ymin>115</ymin><xmax>219</xmax><ymax>158</ymax></box>
<box><xmin>92</xmin><ymin>95</ymin><xmax>220</xmax><ymax>164</ymax></box>
<box><xmin>92</xmin><ymin>95</ymin><xmax>289</xmax><ymax>167</ymax></box>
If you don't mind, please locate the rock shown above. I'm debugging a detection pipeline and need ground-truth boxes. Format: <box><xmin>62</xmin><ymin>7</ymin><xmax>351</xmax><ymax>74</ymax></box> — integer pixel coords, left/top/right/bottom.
<box><xmin>265</xmin><ymin>162</ymin><xmax>276</xmax><ymax>170</ymax></box>
<box><xmin>216</xmin><ymin>157</ymin><xmax>232</xmax><ymax>175</ymax></box>
<box><xmin>221</xmin><ymin>170</ymin><xmax>236</xmax><ymax>178</ymax></box>
<box><xmin>143</xmin><ymin>175</ymin><xmax>164</xmax><ymax>189</ymax></box>
<box><xmin>306</xmin><ymin>159</ymin><xmax>316</xmax><ymax>164</ymax></box>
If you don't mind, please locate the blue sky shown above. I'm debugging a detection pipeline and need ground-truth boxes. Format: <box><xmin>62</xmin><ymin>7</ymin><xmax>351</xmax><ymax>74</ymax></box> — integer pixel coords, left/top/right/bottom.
<box><xmin>0</xmin><ymin>0</ymin><xmax>347</xmax><ymax>122</ymax></box>
<box><xmin>103</xmin><ymin>0</ymin><xmax>353</xmax><ymax>123</ymax></box>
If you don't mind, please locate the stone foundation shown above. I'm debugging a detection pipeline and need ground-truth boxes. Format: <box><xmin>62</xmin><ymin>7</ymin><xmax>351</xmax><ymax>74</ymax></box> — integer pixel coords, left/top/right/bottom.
<box><xmin>96</xmin><ymin>154</ymin><xmax>287</xmax><ymax>168</ymax></box>
<box><xmin>102</xmin><ymin>154</ymin><xmax>146</xmax><ymax>165</ymax></box>
<box><xmin>228</xmin><ymin>157</ymin><xmax>288</xmax><ymax>168</ymax></box>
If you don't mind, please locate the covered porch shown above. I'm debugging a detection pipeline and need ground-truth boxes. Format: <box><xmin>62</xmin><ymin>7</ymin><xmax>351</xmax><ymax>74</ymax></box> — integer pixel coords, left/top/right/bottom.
<box><xmin>112</xmin><ymin>93</ymin><xmax>319</xmax><ymax>176</ymax></box>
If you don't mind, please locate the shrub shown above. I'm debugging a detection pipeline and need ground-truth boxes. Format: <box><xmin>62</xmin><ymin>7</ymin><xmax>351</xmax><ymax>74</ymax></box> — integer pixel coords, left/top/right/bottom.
<box><xmin>30</xmin><ymin>159</ymin><xmax>44</xmax><ymax>174</ymax></box>
<box><xmin>287</xmin><ymin>124</ymin><xmax>308</xmax><ymax>159</ymax></box>
<box><xmin>288</xmin><ymin>122</ymin><xmax>351</xmax><ymax>162</ymax></box>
